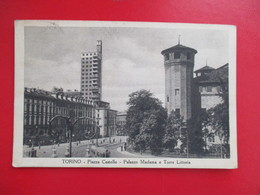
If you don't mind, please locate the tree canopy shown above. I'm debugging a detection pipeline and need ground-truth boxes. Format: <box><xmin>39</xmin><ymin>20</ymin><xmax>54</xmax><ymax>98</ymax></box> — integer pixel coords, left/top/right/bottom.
<box><xmin>126</xmin><ymin>90</ymin><xmax>167</xmax><ymax>155</ymax></box>
<box><xmin>163</xmin><ymin>111</ymin><xmax>184</xmax><ymax>152</ymax></box>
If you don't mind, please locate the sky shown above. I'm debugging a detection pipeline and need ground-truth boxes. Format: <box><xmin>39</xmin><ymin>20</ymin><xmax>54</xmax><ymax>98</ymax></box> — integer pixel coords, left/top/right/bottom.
<box><xmin>24</xmin><ymin>24</ymin><xmax>229</xmax><ymax>112</ymax></box>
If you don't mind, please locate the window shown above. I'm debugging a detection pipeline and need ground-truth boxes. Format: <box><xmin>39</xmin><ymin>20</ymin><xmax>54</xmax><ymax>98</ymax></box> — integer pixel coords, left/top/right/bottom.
<box><xmin>167</xmin><ymin>96</ymin><xmax>169</xmax><ymax>102</ymax></box>
<box><xmin>217</xmin><ymin>86</ymin><xmax>222</xmax><ymax>92</ymax></box>
<box><xmin>175</xmin><ymin>109</ymin><xmax>180</xmax><ymax>116</ymax></box>
<box><xmin>165</xmin><ymin>53</ymin><xmax>169</xmax><ymax>61</ymax></box>
<box><xmin>29</xmin><ymin>115</ymin><xmax>32</xmax><ymax>125</ymax></box>
<box><xmin>175</xmin><ymin>89</ymin><xmax>180</xmax><ymax>95</ymax></box>
<box><xmin>199</xmin><ymin>86</ymin><xmax>203</xmax><ymax>92</ymax></box>
<box><xmin>174</xmin><ymin>52</ymin><xmax>181</xmax><ymax>59</ymax></box>
<box><xmin>206</xmin><ymin>86</ymin><xmax>212</xmax><ymax>92</ymax></box>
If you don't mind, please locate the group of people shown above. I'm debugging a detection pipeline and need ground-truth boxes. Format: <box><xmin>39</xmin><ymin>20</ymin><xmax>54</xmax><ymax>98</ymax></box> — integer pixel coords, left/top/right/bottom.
<box><xmin>120</xmin><ymin>142</ymin><xmax>127</xmax><ymax>151</ymax></box>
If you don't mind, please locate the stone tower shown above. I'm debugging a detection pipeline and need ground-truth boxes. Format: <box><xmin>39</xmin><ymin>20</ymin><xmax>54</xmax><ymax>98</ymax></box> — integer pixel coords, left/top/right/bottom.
<box><xmin>161</xmin><ymin>42</ymin><xmax>197</xmax><ymax>121</ymax></box>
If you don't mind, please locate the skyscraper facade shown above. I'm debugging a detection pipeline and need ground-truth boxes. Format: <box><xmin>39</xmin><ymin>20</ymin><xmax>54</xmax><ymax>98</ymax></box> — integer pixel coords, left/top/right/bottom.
<box><xmin>81</xmin><ymin>40</ymin><xmax>102</xmax><ymax>102</ymax></box>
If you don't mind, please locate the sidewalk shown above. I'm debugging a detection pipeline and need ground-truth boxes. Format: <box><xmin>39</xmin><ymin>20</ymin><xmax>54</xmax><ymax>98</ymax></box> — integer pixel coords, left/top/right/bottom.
<box><xmin>23</xmin><ymin>136</ymin><xmax>127</xmax><ymax>158</ymax></box>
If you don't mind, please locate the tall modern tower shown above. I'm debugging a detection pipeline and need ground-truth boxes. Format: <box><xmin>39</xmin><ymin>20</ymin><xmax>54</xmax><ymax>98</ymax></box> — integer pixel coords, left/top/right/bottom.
<box><xmin>81</xmin><ymin>40</ymin><xmax>102</xmax><ymax>101</ymax></box>
<box><xmin>161</xmin><ymin>42</ymin><xmax>197</xmax><ymax>121</ymax></box>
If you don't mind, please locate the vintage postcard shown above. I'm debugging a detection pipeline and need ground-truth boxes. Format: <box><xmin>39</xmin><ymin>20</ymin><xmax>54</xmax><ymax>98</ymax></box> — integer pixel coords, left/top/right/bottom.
<box><xmin>13</xmin><ymin>20</ymin><xmax>237</xmax><ymax>168</ymax></box>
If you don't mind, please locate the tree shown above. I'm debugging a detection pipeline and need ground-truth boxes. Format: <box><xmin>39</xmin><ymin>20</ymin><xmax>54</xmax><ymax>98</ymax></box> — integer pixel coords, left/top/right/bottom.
<box><xmin>187</xmin><ymin>115</ymin><xmax>205</xmax><ymax>156</ymax></box>
<box><xmin>163</xmin><ymin>111</ymin><xmax>184</xmax><ymax>152</ymax></box>
<box><xmin>208</xmin><ymin>77</ymin><xmax>230</xmax><ymax>158</ymax></box>
<box><xmin>208</xmin><ymin>103</ymin><xmax>229</xmax><ymax>158</ymax></box>
<box><xmin>200</xmin><ymin>109</ymin><xmax>211</xmax><ymax>152</ymax></box>
<box><xmin>125</xmin><ymin>90</ymin><xmax>167</xmax><ymax>155</ymax></box>
<box><xmin>52</xmin><ymin>86</ymin><xmax>63</xmax><ymax>93</ymax></box>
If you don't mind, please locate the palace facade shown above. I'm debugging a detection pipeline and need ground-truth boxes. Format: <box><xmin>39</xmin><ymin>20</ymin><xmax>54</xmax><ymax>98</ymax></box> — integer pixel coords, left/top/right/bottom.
<box><xmin>23</xmin><ymin>88</ymin><xmax>95</xmax><ymax>146</ymax></box>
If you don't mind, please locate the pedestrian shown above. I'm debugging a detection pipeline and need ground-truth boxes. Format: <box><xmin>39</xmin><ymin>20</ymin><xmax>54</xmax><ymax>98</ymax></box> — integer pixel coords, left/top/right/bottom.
<box><xmin>121</xmin><ymin>146</ymin><xmax>123</xmax><ymax>151</ymax></box>
<box><xmin>124</xmin><ymin>142</ymin><xmax>127</xmax><ymax>151</ymax></box>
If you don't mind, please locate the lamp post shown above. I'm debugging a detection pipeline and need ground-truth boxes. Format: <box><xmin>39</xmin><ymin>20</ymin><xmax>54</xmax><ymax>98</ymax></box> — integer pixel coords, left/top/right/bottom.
<box><xmin>49</xmin><ymin>115</ymin><xmax>98</xmax><ymax>157</ymax></box>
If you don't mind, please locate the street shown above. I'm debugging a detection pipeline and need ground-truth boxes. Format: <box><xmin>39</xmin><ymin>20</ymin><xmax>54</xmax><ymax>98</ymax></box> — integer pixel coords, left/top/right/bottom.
<box><xmin>23</xmin><ymin>136</ymin><xmax>153</xmax><ymax>158</ymax></box>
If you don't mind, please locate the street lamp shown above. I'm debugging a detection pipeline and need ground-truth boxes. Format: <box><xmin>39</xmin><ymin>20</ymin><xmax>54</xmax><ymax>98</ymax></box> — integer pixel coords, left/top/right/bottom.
<box><xmin>49</xmin><ymin>115</ymin><xmax>98</xmax><ymax>157</ymax></box>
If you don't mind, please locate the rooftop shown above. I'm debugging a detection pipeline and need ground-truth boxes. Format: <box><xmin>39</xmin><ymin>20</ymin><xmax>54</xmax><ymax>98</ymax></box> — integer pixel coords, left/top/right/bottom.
<box><xmin>24</xmin><ymin>88</ymin><xmax>94</xmax><ymax>105</ymax></box>
<box><xmin>161</xmin><ymin>44</ymin><xmax>198</xmax><ymax>55</ymax></box>
<box><xmin>194</xmin><ymin>63</ymin><xmax>228</xmax><ymax>84</ymax></box>
<box><xmin>194</xmin><ymin>65</ymin><xmax>215</xmax><ymax>73</ymax></box>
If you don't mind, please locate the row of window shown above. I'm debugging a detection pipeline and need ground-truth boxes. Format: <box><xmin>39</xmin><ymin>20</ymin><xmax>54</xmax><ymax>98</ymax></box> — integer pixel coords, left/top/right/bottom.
<box><xmin>81</xmin><ymin>61</ymin><xmax>93</xmax><ymax>64</ymax></box>
<box><xmin>82</xmin><ymin>80</ymin><xmax>97</xmax><ymax>84</ymax></box>
<box><xmin>24</xmin><ymin>111</ymin><xmax>94</xmax><ymax>126</ymax></box>
<box><xmin>82</xmin><ymin>76</ymin><xmax>98</xmax><ymax>80</ymax></box>
<box><xmin>82</xmin><ymin>56</ymin><xmax>94</xmax><ymax>59</ymax></box>
<box><xmin>82</xmin><ymin>88</ymin><xmax>98</xmax><ymax>91</ymax></box>
<box><xmin>82</xmin><ymin>85</ymin><xmax>92</xmax><ymax>88</ymax></box>
<box><xmin>82</xmin><ymin>69</ymin><xmax>98</xmax><ymax>73</ymax></box>
<box><xmin>81</xmin><ymin>77</ymin><xmax>99</xmax><ymax>81</ymax></box>
<box><xmin>82</xmin><ymin>53</ymin><xmax>97</xmax><ymax>56</ymax></box>
<box><xmin>82</xmin><ymin>79</ymin><xmax>98</xmax><ymax>83</ymax></box>
<box><xmin>82</xmin><ymin>65</ymin><xmax>92</xmax><ymax>68</ymax></box>
<box><xmin>199</xmin><ymin>86</ymin><xmax>221</xmax><ymax>93</ymax></box>
<box><xmin>24</xmin><ymin>97</ymin><xmax>94</xmax><ymax>126</ymax></box>
<box><xmin>82</xmin><ymin>73</ymin><xmax>93</xmax><ymax>76</ymax></box>
<box><xmin>25</xmin><ymin>103</ymin><xmax>90</xmax><ymax>114</ymax></box>
<box><xmin>24</xmin><ymin>98</ymin><xmax>53</xmax><ymax>106</ymax></box>
<box><xmin>82</xmin><ymin>64</ymin><xmax>98</xmax><ymax>68</ymax></box>
<box><xmin>164</xmin><ymin>52</ymin><xmax>192</xmax><ymax>61</ymax></box>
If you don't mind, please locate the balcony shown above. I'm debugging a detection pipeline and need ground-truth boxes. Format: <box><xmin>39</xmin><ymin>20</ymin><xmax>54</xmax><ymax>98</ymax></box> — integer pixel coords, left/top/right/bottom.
<box><xmin>92</xmin><ymin>82</ymin><xmax>98</xmax><ymax>86</ymax></box>
<box><xmin>92</xmin><ymin>73</ymin><xmax>99</xmax><ymax>79</ymax></box>
<box><xmin>92</xmin><ymin>93</ymin><xmax>100</xmax><ymax>98</ymax></box>
<box><xmin>92</xmin><ymin>87</ymin><xmax>100</xmax><ymax>93</ymax></box>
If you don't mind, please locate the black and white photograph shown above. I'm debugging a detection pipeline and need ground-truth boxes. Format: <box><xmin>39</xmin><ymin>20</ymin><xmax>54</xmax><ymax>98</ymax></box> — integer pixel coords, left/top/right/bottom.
<box><xmin>13</xmin><ymin>20</ymin><xmax>237</xmax><ymax>168</ymax></box>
